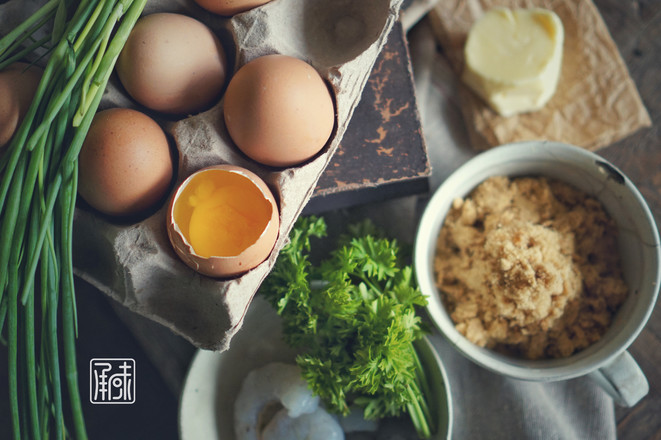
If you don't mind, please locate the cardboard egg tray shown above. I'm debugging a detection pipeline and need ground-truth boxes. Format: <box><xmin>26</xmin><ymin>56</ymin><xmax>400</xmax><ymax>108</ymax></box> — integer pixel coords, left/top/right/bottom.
<box><xmin>73</xmin><ymin>0</ymin><xmax>404</xmax><ymax>351</ymax></box>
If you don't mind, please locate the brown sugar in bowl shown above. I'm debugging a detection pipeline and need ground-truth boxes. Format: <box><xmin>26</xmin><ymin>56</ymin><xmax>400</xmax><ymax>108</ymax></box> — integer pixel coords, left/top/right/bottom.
<box><xmin>414</xmin><ymin>141</ymin><xmax>660</xmax><ymax>407</ymax></box>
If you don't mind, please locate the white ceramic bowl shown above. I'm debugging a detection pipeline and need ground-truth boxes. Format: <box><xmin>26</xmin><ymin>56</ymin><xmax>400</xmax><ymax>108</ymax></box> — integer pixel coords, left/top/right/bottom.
<box><xmin>179</xmin><ymin>296</ymin><xmax>453</xmax><ymax>439</ymax></box>
<box><xmin>414</xmin><ymin>141</ymin><xmax>660</xmax><ymax>405</ymax></box>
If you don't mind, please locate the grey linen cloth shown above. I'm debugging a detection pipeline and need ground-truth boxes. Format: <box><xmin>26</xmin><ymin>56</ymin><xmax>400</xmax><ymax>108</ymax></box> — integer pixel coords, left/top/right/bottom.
<box><xmin>429</xmin><ymin>333</ymin><xmax>616</xmax><ymax>439</ymax></box>
<box><xmin>401</xmin><ymin>21</ymin><xmax>617</xmax><ymax>440</ymax></box>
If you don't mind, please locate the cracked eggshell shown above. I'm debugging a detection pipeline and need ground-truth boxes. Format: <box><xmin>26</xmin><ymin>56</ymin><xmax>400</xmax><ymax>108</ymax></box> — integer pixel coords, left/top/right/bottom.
<box><xmin>166</xmin><ymin>164</ymin><xmax>279</xmax><ymax>278</ymax></box>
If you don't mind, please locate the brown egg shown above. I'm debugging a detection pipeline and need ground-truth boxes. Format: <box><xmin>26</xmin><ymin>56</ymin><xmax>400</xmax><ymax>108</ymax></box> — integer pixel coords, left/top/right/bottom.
<box><xmin>167</xmin><ymin>165</ymin><xmax>279</xmax><ymax>278</ymax></box>
<box><xmin>116</xmin><ymin>13</ymin><xmax>227</xmax><ymax>115</ymax></box>
<box><xmin>223</xmin><ymin>54</ymin><xmax>335</xmax><ymax>168</ymax></box>
<box><xmin>78</xmin><ymin>108</ymin><xmax>174</xmax><ymax>217</ymax></box>
<box><xmin>193</xmin><ymin>0</ymin><xmax>274</xmax><ymax>16</ymax></box>
<box><xmin>0</xmin><ymin>63</ymin><xmax>42</xmax><ymax>149</ymax></box>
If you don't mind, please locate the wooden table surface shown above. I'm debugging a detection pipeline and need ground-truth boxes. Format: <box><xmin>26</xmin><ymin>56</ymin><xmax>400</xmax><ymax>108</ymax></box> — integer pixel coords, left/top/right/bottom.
<box><xmin>1</xmin><ymin>0</ymin><xmax>660</xmax><ymax>439</ymax></box>
<box><xmin>596</xmin><ymin>1</ymin><xmax>661</xmax><ymax>438</ymax></box>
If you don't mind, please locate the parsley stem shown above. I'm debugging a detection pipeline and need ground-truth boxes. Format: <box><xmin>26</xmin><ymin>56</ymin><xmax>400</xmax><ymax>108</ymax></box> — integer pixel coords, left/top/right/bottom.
<box><xmin>356</xmin><ymin>273</ymin><xmax>384</xmax><ymax>297</ymax></box>
<box><xmin>412</xmin><ymin>342</ymin><xmax>433</xmax><ymax>409</ymax></box>
<box><xmin>310</xmin><ymin>279</ymin><xmax>329</xmax><ymax>290</ymax></box>
<box><xmin>406</xmin><ymin>384</ymin><xmax>430</xmax><ymax>438</ymax></box>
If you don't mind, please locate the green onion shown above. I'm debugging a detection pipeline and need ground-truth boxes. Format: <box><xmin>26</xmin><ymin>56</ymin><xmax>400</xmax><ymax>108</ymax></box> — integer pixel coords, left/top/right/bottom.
<box><xmin>0</xmin><ymin>0</ymin><xmax>148</xmax><ymax>437</ymax></box>
<box><xmin>0</xmin><ymin>0</ymin><xmax>59</xmax><ymax>66</ymax></box>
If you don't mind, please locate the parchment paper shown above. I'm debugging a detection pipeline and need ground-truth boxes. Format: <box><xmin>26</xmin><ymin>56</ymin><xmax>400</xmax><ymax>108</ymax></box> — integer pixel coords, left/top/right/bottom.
<box><xmin>428</xmin><ymin>0</ymin><xmax>652</xmax><ymax>151</ymax></box>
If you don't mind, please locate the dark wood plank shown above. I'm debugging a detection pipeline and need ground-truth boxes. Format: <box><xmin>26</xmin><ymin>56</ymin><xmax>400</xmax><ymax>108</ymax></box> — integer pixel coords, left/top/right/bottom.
<box><xmin>616</xmin><ymin>330</ymin><xmax>661</xmax><ymax>440</ymax></box>
<box><xmin>595</xmin><ymin>0</ymin><xmax>661</xmax><ymax>439</ymax></box>
<box><xmin>307</xmin><ymin>20</ymin><xmax>431</xmax><ymax>213</ymax></box>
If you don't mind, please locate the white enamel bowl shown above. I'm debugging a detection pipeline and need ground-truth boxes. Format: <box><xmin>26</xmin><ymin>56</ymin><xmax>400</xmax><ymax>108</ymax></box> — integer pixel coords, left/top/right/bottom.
<box><xmin>414</xmin><ymin>141</ymin><xmax>660</xmax><ymax>407</ymax></box>
<box><xmin>179</xmin><ymin>296</ymin><xmax>453</xmax><ymax>439</ymax></box>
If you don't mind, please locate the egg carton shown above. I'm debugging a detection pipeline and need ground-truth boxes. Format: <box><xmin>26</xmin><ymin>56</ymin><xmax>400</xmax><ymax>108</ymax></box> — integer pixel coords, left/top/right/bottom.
<box><xmin>73</xmin><ymin>0</ymin><xmax>404</xmax><ymax>351</ymax></box>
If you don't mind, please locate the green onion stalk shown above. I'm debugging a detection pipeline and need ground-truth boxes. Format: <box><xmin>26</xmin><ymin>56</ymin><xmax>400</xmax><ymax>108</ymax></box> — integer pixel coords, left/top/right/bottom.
<box><xmin>0</xmin><ymin>0</ymin><xmax>148</xmax><ymax>438</ymax></box>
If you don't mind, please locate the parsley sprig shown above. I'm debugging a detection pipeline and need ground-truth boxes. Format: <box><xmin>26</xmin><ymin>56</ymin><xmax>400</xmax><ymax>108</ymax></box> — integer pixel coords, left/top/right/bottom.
<box><xmin>261</xmin><ymin>216</ymin><xmax>435</xmax><ymax>438</ymax></box>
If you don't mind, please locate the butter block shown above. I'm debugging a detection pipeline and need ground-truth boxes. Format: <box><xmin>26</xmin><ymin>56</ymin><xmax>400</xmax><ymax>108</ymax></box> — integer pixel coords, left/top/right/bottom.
<box><xmin>462</xmin><ymin>8</ymin><xmax>564</xmax><ymax>117</ymax></box>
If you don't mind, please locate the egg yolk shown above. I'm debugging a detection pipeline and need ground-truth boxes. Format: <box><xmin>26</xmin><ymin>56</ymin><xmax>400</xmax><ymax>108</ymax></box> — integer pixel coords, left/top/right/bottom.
<box><xmin>173</xmin><ymin>170</ymin><xmax>273</xmax><ymax>258</ymax></box>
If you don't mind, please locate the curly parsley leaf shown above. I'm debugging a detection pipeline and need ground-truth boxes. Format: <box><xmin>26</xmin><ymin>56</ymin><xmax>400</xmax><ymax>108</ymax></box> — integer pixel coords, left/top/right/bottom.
<box><xmin>260</xmin><ymin>216</ymin><xmax>435</xmax><ymax>438</ymax></box>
